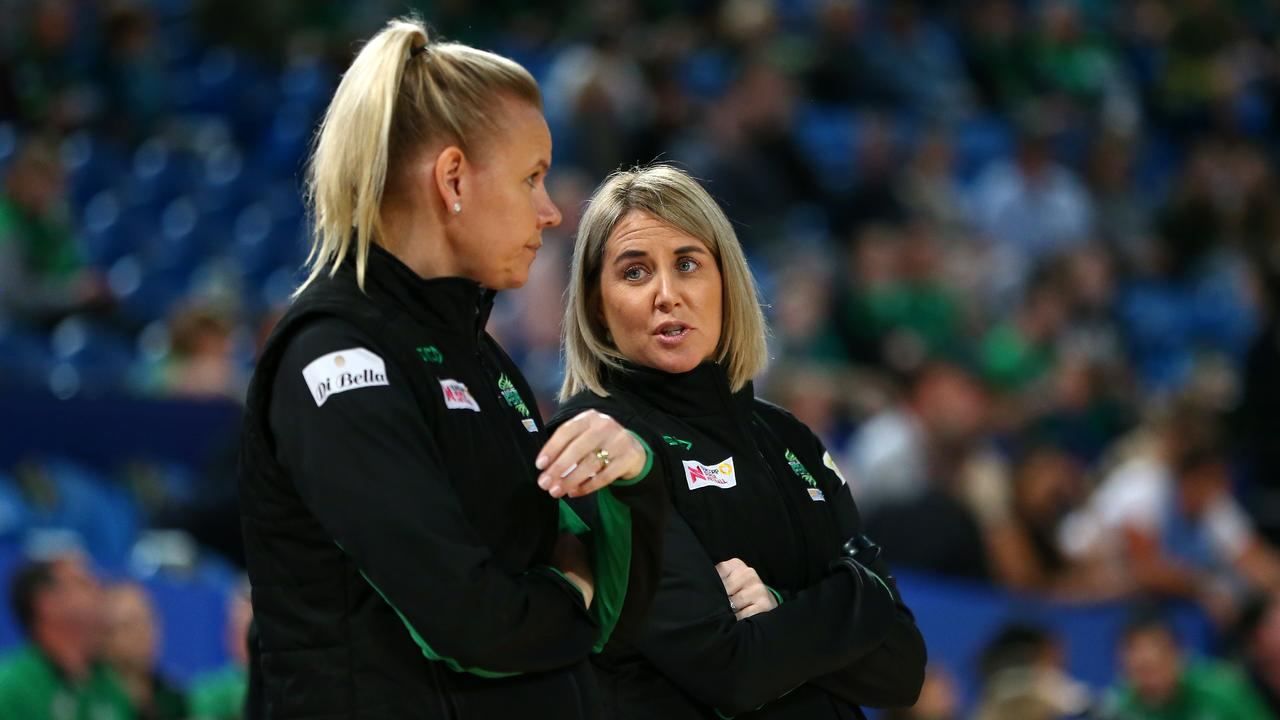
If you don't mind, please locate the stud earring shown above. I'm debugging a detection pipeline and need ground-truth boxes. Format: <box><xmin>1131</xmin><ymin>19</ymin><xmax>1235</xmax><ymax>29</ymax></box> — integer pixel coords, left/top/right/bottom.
<box><xmin>452</xmin><ymin>201</ymin><xmax>462</xmax><ymax>214</ymax></box>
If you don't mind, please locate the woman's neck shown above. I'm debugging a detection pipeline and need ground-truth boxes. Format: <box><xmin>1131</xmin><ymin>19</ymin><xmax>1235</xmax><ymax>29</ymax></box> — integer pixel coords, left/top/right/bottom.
<box><xmin>379</xmin><ymin>201</ymin><xmax>457</xmax><ymax>280</ymax></box>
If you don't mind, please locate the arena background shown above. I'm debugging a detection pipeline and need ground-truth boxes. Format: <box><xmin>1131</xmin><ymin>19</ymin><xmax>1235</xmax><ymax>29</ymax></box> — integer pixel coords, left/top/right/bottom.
<box><xmin>3</xmin><ymin>0</ymin><xmax>1280</xmax><ymax>716</ymax></box>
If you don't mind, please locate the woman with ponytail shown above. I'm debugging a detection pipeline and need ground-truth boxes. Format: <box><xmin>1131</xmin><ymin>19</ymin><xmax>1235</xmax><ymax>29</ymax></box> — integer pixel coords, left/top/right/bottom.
<box><xmin>238</xmin><ymin>17</ymin><xmax>663</xmax><ymax>719</ymax></box>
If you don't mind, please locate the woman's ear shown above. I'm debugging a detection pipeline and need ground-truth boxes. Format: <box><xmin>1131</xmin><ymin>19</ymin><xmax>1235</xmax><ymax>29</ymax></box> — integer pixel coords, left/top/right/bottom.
<box><xmin>433</xmin><ymin>146</ymin><xmax>467</xmax><ymax>215</ymax></box>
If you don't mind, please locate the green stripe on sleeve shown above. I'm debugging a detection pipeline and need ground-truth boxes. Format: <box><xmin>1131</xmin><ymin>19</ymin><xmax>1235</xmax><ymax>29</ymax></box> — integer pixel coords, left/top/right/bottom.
<box><xmin>558</xmin><ymin>499</ymin><xmax>591</xmax><ymax>536</ymax></box>
<box><xmin>357</xmin><ymin>569</ymin><xmax>520</xmax><ymax>678</ymax></box>
<box><xmin>586</xmin><ymin>486</ymin><xmax>633</xmax><ymax>652</ymax></box>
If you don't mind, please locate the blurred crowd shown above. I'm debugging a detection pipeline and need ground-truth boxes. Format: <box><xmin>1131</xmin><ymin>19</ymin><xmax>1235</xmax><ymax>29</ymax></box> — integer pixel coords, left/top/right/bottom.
<box><xmin>0</xmin><ymin>551</ymin><xmax>249</xmax><ymax>720</ymax></box>
<box><xmin>6</xmin><ymin>0</ymin><xmax>1280</xmax><ymax>715</ymax></box>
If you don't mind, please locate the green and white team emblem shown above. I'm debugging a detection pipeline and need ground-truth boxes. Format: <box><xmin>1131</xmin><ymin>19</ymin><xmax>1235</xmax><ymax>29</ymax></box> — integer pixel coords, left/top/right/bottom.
<box><xmin>416</xmin><ymin>345</ymin><xmax>443</xmax><ymax>364</ymax></box>
<box><xmin>498</xmin><ymin>373</ymin><xmax>530</xmax><ymax>418</ymax></box>
<box><xmin>663</xmin><ymin>434</ymin><xmax>693</xmax><ymax>450</ymax></box>
<box><xmin>785</xmin><ymin>449</ymin><xmax>817</xmax><ymax>488</ymax></box>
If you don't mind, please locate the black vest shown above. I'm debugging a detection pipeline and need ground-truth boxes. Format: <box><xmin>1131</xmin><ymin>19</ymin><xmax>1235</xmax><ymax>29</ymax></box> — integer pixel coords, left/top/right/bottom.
<box><xmin>239</xmin><ymin>246</ymin><xmax>596</xmax><ymax>719</ymax></box>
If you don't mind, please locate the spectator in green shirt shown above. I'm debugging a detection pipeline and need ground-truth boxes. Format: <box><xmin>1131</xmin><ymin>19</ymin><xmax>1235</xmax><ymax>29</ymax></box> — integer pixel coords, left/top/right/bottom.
<box><xmin>188</xmin><ymin>585</ymin><xmax>251</xmax><ymax>720</ymax></box>
<box><xmin>0</xmin><ymin>554</ymin><xmax>134</xmax><ymax>720</ymax></box>
<box><xmin>101</xmin><ymin>583</ymin><xmax>186</xmax><ymax>720</ymax></box>
<box><xmin>0</xmin><ymin>139</ymin><xmax>111</xmax><ymax>326</ymax></box>
<box><xmin>1107</xmin><ymin>607</ymin><xmax>1271</xmax><ymax>720</ymax></box>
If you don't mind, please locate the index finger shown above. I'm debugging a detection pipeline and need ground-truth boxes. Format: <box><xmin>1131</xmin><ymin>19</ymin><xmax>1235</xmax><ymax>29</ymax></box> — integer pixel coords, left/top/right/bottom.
<box><xmin>536</xmin><ymin>411</ymin><xmax>599</xmax><ymax>470</ymax></box>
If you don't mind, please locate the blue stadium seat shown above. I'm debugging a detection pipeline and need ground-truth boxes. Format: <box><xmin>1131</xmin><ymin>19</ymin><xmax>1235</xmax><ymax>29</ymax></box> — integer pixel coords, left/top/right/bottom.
<box><xmin>0</xmin><ymin>326</ymin><xmax>53</xmax><ymax>394</ymax></box>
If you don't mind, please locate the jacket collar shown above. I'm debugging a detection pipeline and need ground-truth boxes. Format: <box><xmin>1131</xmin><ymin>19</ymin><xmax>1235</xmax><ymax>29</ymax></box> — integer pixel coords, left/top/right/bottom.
<box><xmin>604</xmin><ymin>360</ymin><xmax>755</xmax><ymax>419</ymax></box>
<box><xmin>358</xmin><ymin>243</ymin><xmax>496</xmax><ymax>344</ymax></box>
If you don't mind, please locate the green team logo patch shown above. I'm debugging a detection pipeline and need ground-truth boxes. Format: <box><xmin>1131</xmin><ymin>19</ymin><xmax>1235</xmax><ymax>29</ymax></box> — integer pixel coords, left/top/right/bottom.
<box><xmin>663</xmin><ymin>434</ymin><xmax>693</xmax><ymax>450</ymax></box>
<box><xmin>785</xmin><ymin>449</ymin><xmax>818</xmax><ymax>488</ymax></box>
<box><xmin>416</xmin><ymin>345</ymin><xmax>443</xmax><ymax>364</ymax></box>
<box><xmin>498</xmin><ymin>373</ymin><xmax>530</xmax><ymax>418</ymax></box>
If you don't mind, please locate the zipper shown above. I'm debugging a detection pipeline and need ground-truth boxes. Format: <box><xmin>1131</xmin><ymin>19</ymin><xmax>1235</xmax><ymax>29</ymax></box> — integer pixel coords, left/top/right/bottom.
<box><xmin>744</xmin><ymin>412</ymin><xmax>814</xmax><ymax>579</ymax></box>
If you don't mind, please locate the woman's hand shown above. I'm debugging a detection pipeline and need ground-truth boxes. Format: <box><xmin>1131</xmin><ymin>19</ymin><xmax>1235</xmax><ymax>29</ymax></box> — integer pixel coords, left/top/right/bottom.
<box><xmin>536</xmin><ymin>410</ymin><xmax>647</xmax><ymax>498</ymax></box>
<box><xmin>715</xmin><ymin>558</ymin><xmax>779</xmax><ymax>620</ymax></box>
<box><xmin>550</xmin><ymin>532</ymin><xmax>594</xmax><ymax>608</ymax></box>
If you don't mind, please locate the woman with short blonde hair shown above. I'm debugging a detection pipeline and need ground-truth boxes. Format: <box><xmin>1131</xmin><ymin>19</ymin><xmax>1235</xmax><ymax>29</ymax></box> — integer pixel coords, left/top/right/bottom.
<box><xmin>561</xmin><ymin>164</ymin><xmax>768</xmax><ymax>400</ymax></box>
<box><xmin>550</xmin><ymin>164</ymin><xmax>926</xmax><ymax>719</ymax></box>
<box><xmin>239</xmin><ymin>18</ymin><xmax>663</xmax><ymax>719</ymax></box>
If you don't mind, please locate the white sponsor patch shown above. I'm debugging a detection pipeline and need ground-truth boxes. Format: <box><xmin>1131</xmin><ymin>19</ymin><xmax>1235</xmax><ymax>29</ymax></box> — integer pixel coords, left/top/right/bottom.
<box><xmin>683</xmin><ymin>457</ymin><xmax>737</xmax><ymax>491</ymax></box>
<box><xmin>302</xmin><ymin>348</ymin><xmax>389</xmax><ymax>407</ymax></box>
<box><xmin>521</xmin><ymin>418</ymin><xmax>539</xmax><ymax>433</ymax></box>
<box><xmin>808</xmin><ymin>487</ymin><xmax>826</xmax><ymax>502</ymax></box>
<box><xmin>439</xmin><ymin>379</ymin><xmax>481</xmax><ymax>412</ymax></box>
<box><xmin>823</xmin><ymin>451</ymin><xmax>848</xmax><ymax>486</ymax></box>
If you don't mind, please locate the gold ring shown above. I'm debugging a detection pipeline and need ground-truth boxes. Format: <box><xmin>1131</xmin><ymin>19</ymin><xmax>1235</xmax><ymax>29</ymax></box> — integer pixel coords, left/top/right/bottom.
<box><xmin>595</xmin><ymin>448</ymin><xmax>611</xmax><ymax>467</ymax></box>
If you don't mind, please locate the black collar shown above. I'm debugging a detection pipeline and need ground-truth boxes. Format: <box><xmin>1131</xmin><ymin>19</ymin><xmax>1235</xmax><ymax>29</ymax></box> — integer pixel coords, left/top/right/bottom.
<box><xmin>357</xmin><ymin>243</ymin><xmax>496</xmax><ymax>344</ymax></box>
<box><xmin>604</xmin><ymin>361</ymin><xmax>755</xmax><ymax>419</ymax></box>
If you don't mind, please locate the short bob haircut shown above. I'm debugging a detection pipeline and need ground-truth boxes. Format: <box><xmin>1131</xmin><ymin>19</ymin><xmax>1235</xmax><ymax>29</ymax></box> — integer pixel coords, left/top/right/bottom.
<box><xmin>560</xmin><ymin>165</ymin><xmax>769</xmax><ymax>400</ymax></box>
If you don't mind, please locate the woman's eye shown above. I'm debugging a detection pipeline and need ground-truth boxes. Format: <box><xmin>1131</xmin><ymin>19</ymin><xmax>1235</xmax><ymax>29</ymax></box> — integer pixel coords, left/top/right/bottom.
<box><xmin>525</xmin><ymin>174</ymin><xmax>538</xmax><ymax>187</ymax></box>
<box><xmin>623</xmin><ymin>266</ymin><xmax>648</xmax><ymax>281</ymax></box>
<box><xmin>677</xmin><ymin>258</ymin><xmax>699</xmax><ymax>272</ymax></box>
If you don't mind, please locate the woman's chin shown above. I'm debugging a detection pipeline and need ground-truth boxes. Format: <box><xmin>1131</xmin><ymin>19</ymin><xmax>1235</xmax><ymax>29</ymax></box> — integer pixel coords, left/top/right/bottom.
<box><xmin>643</xmin><ymin>351</ymin><xmax>701</xmax><ymax>375</ymax></box>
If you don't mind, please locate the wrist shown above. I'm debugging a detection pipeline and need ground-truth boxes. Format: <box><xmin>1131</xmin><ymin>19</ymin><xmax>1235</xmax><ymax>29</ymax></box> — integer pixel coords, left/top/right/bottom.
<box><xmin>615</xmin><ymin>431</ymin><xmax>654</xmax><ymax>486</ymax></box>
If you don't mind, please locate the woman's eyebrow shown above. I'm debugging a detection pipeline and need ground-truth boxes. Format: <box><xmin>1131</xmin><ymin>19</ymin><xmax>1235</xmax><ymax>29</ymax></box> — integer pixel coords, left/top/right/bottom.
<box><xmin>674</xmin><ymin>245</ymin><xmax>708</xmax><ymax>255</ymax></box>
<box><xmin>612</xmin><ymin>248</ymin><xmax>649</xmax><ymax>264</ymax></box>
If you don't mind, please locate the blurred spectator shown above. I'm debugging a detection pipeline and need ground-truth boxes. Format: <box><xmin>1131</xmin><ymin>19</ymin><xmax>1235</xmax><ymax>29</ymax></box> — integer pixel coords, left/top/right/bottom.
<box><xmin>828</xmin><ymin>115</ymin><xmax>907</xmax><ymax>239</ymax></box>
<box><xmin>804</xmin><ymin>0</ymin><xmax>883</xmax><ymax>107</ymax></box>
<box><xmin>701</xmin><ymin>58</ymin><xmax>823</xmax><ymax>250</ymax></box>
<box><xmin>1030</xmin><ymin>0</ymin><xmax>1136</xmax><ymax>129</ymax></box>
<box><xmin>1105</xmin><ymin>606</ymin><xmax>1269</xmax><ymax>719</ymax></box>
<box><xmin>0</xmin><ymin>139</ymin><xmax>112</xmax><ymax>326</ymax></box>
<box><xmin>972</xmin><ymin>622</ymin><xmax>1093</xmax><ymax>720</ymax></box>
<box><xmin>861</xmin><ymin>0</ymin><xmax>972</xmax><ymax>119</ymax></box>
<box><xmin>544</xmin><ymin>29</ymin><xmax>650</xmax><ymax>178</ymax></box>
<box><xmin>969</xmin><ymin>113</ymin><xmax>1095</xmax><ymax>304</ymax></box>
<box><xmin>1061</xmin><ymin>404</ymin><xmax>1280</xmax><ymax>621</ymax></box>
<box><xmin>882</xmin><ymin>663</ymin><xmax>962</xmax><ymax>720</ymax></box>
<box><xmin>1236</xmin><ymin>590</ymin><xmax>1280</xmax><ymax>715</ymax></box>
<box><xmin>4</xmin><ymin>0</ymin><xmax>97</xmax><ymax>132</ymax></box>
<box><xmin>137</xmin><ymin>303</ymin><xmax>246</xmax><ymax>400</ymax></box>
<box><xmin>0</xmin><ymin>553</ymin><xmax>131</xmax><ymax>719</ymax></box>
<box><xmin>1085</xmin><ymin>134</ymin><xmax>1152</xmax><ymax>272</ymax></box>
<box><xmin>1159</xmin><ymin>0</ymin><xmax>1242</xmax><ymax>132</ymax></box>
<box><xmin>962</xmin><ymin>0</ymin><xmax>1036</xmax><ymax>112</ymax></box>
<box><xmin>977</xmin><ymin>263</ymin><xmax>1067</xmax><ymax>395</ymax></box>
<box><xmin>832</xmin><ymin>222</ymin><xmax>965</xmax><ymax>373</ymax></box>
<box><xmin>985</xmin><ymin>443</ymin><xmax>1129</xmax><ymax>599</ymax></box>
<box><xmin>96</xmin><ymin>3</ymin><xmax>168</xmax><ymax>143</ymax></box>
<box><xmin>188</xmin><ymin>585</ymin><xmax>251</xmax><ymax>720</ymax></box>
<box><xmin>101</xmin><ymin>582</ymin><xmax>186</xmax><ymax>720</ymax></box>
<box><xmin>896</xmin><ymin>128</ymin><xmax>970</xmax><ymax>239</ymax></box>
<box><xmin>856</xmin><ymin>361</ymin><xmax>994</xmax><ymax>580</ymax></box>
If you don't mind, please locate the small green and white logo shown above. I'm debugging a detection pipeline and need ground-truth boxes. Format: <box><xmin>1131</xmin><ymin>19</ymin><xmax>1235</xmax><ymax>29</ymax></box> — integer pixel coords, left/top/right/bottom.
<box><xmin>663</xmin><ymin>434</ymin><xmax>693</xmax><ymax>450</ymax></box>
<box><xmin>785</xmin><ymin>449</ymin><xmax>817</xmax><ymax>488</ymax></box>
<box><xmin>498</xmin><ymin>373</ymin><xmax>530</xmax><ymax>418</ymax></box>
<box><xmin>416</xmin><ymin>345</ymin><xmax>443</xmax><ymax>364</ymax></box>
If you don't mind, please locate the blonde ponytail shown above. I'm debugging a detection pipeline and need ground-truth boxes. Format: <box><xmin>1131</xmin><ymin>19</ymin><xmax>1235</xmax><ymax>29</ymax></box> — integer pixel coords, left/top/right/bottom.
<box><xmin>299</xmin><ymin>16</ymin><xmax>542</xmax><ymax>295</ymax></box>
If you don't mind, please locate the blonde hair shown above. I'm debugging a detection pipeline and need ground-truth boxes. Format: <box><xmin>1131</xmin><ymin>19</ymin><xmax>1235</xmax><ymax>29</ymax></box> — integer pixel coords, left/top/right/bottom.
<box><xmin>298</xmin><ymin>16</ymin><xmax>541</xmax><ymax>295</ymax></box>
<box><xmin>560</xmin><ymin>165</ymin><xmax>769</xmax><ymax>400</ymax></box>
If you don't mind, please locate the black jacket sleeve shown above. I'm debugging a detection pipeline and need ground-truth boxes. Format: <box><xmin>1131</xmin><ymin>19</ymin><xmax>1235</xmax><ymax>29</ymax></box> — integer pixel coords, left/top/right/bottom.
<box><xmin>633</xmin><ymin>510</ymin><xmax>897</xmax><ymax>717</ymax></box>
<box><xmin>801</xmin><ymin>427</ymin><xmax>927</xmax><ymax>709</ymax></box>
<box><xmin>548</xmin><ymin>401</ymin><xmax>667</xmax><ymax>649</ymax></box>
<box><xmin>268</xmin><ymin>319</ymin><xmax>595</xmax><ymax>675</ymax></box>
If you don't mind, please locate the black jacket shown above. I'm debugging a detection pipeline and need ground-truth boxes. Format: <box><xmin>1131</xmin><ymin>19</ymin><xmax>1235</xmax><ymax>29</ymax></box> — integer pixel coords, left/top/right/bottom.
<box><xmin>238</xmin><ymin>246</ymin><xmax>663</xmax><ymax>719</ymax></box>
<box><xmin>552</xmin><ymin>362</ymin><xmax>926</xmax><ymax>719</ymax></box>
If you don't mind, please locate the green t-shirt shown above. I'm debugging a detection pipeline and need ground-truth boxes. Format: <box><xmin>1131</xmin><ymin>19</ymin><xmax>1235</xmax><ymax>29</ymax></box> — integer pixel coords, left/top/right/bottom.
<box><xmin>188</xmin><ymin>665</ymin><xmax>246</xmax><ymax>720</ymax></box>
<box><xmin>1109</xmin><ymin>660</ymin><xmax>1272</xmax><ymax>720</ymax></box>
<box><xmin>0</xmin><ymin>644</ymin><xmax>134</xmax><ymax>720</ymax></box>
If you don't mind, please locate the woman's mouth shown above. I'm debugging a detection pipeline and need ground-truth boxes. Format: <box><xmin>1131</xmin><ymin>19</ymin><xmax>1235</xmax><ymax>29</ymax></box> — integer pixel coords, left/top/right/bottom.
<box><xmin>655</xmin><ymin>323</ymin><xmax>690</xmax><ymax>345</ymax></box>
